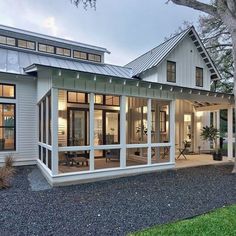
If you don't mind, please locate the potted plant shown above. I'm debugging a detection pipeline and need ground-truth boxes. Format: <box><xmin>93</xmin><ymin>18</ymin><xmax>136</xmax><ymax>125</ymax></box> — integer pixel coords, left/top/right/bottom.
<box><xmin>200</xmin><ymin>125</ymin><xmax>222</xmax><ymax>161</ymax></box>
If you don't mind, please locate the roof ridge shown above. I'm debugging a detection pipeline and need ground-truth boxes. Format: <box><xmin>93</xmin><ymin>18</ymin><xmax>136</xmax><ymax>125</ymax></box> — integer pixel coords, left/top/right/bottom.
<box><xmin>125</xmin><ymin>26</ymin><xmax>193</xmax><ymax>67</ymax></box>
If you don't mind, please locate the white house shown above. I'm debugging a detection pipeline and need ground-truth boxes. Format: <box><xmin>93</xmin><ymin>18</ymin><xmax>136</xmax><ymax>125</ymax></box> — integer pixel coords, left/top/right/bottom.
<box><xmin>0</xmin><ymin>25</ymin><xmax>234</xmax><ymax>186</ymax></box>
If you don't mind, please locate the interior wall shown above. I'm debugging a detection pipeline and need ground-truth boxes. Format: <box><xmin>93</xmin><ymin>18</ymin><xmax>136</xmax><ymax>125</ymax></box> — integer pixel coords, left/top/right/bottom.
<box><xmin>175</xmin><ymin>99</ymin><xmax>210</xmax><ymax>153</ymax></box>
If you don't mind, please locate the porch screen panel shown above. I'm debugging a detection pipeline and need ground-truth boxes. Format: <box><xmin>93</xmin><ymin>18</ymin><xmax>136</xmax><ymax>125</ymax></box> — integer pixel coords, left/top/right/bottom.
<box><xmin>126</xmin><ymin>97</ymin><xmax>148</xmax><ymax>144</ymax></box>
<box><xmin>151</xmin><ymin>100</ymin><xmax>170</xmax><ymax>143</ymax></box>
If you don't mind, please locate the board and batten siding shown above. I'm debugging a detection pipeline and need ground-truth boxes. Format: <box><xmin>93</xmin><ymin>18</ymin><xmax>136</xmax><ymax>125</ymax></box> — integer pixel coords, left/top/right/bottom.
<box><xmin>141</xmin><ymin>35</ymin><xmax>212</xmax><ymax>91</ymax></box>
<box><xmin>0</xmin><ymin>76</ymin><xmax>38</xmax><ymax>166</ymax></box>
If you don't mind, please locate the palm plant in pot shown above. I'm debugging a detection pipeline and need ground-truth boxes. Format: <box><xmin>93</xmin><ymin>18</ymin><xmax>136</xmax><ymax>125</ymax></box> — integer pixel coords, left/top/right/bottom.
<box><xmin>200</xmin><ymin>125</ymin><xmax>222</xmax><ymax>161</ymax></box>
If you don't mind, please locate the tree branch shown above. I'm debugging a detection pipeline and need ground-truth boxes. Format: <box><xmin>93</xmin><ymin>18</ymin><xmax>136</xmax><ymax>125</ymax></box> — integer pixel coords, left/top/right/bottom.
<box><xmin>170</xmin><ymin>0</ymin><xmax>218</xmax><ymax>16</ymax></box>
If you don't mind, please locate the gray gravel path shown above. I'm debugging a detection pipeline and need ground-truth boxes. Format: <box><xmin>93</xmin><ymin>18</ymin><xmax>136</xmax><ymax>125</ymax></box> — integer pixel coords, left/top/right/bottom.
<box><xmin>1</xmin><ymin>164</ymin><xmax>236</xmax><ymax>236</ymax></box>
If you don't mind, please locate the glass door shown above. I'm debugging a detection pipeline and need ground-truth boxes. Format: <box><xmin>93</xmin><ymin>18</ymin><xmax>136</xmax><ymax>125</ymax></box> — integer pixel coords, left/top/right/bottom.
<box><xmin>105</xmin><ymin>111</ymin><xmax>119</xmax><ymax>145</ymax></box>
<box><xmin>68</xmin><ymin>109</ymin><xmax>88</xmax><ymax>146</ymax></box>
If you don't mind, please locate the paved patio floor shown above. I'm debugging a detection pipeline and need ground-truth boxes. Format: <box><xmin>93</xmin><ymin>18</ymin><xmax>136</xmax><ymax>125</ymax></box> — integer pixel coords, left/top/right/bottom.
<box><xmin>1</xmin><ymin>164</ymin><xmax>236</xmax><ymax>236</ymax></box>
<box><xmin>176</xmin><ymin>154</ymin><xmax>233</xmax><ymax>168</ymax></box>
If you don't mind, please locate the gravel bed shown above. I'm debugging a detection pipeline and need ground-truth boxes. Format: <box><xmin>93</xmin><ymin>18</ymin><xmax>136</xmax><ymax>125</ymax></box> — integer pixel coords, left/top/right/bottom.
<box><xmin>1</xmin><ymin>164</ymin><xmax>236</xmax><ymax>236</ymax></box>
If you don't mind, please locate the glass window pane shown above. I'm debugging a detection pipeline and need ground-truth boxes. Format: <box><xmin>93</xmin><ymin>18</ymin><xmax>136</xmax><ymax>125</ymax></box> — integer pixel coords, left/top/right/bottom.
<box><xmin>6</xmin><ymin>37</ymin><xmax>16</xmax><ymax>46</ymax></box>
<box><xmin>94</xmin><ymin>94</ymin><xmax>103</xmax><ymax>104</ymax></box>
<box><xmin>88</xmin><ymin>54</ymin><xmax>95</xmax><ymax>61</ymax></box>
<box><xmin>126</xmin><ymin>97</ymin><xmax>147</xmax><ymax>144</ymax></box>
<box><xmin>3</xmin><ymin>85</ymin><xmax>14</xmax><ymax>98</ymax></box>
<box><xmin>38</xmin><ymin>44</ymin><xmax>46</xmax><ymax>52</ymax></box>
<box><xmin>27</xmin><ymin>41</ymin><xmax>35</xmax><ymax>50</ymax></box>
<box><xmin>64</xmin><ymin>49</ymin><xmax>71</xmax><ymax>56</ymax></box>
<box><xmin>18</xmin><ymin>39</ymin><xmax>27</xmax><ymax>48</ymax></box>
<box><xmin>47</xmin><ymin>45</ymin><xmax>54</xmax><ymax>53</ymax></box>
<box><xmin>56</xmin><ymin>47</ymin><xmax>64</xmax><ymax>55</ymax></box>
<box><xmin>0</xmin><ymin>36</ymin><xmax>6</xmax><ymax>44</ymax></box>
<box><xmin>68</xmin><ymin>92</ymin><xmax>77</xmax><ymax>103</ymax></box>
<box><xmin>0</xmin><ymin>127</ymin><xmax>15</xmax><ymax>150</ymax></box>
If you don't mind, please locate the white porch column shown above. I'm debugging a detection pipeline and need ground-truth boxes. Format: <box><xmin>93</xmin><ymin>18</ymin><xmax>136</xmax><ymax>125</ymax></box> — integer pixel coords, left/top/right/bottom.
<box><xmin>147</xmin><ymin>98</ymin><xmax>152</xmax><ymax>165</ymax></box>
<box><xmin>216</xmin><ymin>110</ymin><xmax>220</xmax><ymax>148</ymax></box>
<box><xmin>228</xmin><ymin>107</ymin><xmax>233</xmax><ymax>159</ymax></box>
<box><xmin>89</xmin><ymin>93</ymin><xmax>95</xmax><ymax>171</ymax></box>
<box><xmin>51</xmin><ymin>88</ymin><xmax>59</xmax><ymax>175</ymax></box>
<box><xmin>170</xmin><ymin>100</ymin><xmax>176</xmax><ymax>163</ymax></box>
<box><xmin>120</xmin><ymin>95</ymin><xmax>126</xmax><ymax>168</ymax></box>
<box><xmin>45</xmin><ymin>96</ymin><xmax>49</xmax><ymax>167</ymax></box>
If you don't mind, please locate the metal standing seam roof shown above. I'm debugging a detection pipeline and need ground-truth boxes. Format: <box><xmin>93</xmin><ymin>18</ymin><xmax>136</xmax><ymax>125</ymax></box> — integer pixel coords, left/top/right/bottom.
<box><xmin>126</xmin><ymin>27</ymin><xmax>191</xmax><ymax>76</ymax></box>
<box><xmin>126</xmin><ymin>26</ymin><xmax>221</xmax><ymax>79</ymax></box>
<box><xmin>0</xmin><ymin>48</ymin><xmax>132</xmax><ymax>79</ymax></box>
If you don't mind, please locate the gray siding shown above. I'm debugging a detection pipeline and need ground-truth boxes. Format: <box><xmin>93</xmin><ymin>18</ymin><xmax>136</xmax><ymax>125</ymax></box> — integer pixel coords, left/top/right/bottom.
<box><xmin>0</xmin><ymin>75</ymin><xmax>37</xmax><ymax>165</ymax></box>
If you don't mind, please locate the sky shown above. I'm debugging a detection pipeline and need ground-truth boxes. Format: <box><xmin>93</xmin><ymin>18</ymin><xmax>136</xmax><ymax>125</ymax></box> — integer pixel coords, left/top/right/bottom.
<box><xmin>0</xmin><ymin>0</ymin><xmax>203</xmax><ymax>65</ymax></box>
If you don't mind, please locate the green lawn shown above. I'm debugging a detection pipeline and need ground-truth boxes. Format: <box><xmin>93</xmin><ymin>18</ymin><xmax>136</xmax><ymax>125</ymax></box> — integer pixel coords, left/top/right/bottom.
<box><xmin>130</xmin><ymin>204</ymin><xmax>236</xmax><ymax>236</ymax></box>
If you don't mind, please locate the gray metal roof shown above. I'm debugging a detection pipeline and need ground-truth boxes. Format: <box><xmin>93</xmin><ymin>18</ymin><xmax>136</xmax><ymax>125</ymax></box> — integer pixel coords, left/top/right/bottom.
<box><xmin>126</xmin><ymin>27</ymin><xmax>220</xmax><ymax>79</ymax></box>
<box><xmin>0</xmin><ymin>25</ymin><xmax>110</xmax><ymax>54</ymax></box>
<box><xmin>0</xmin><ymin>48</ymin><xmax>132</xmax><ymax>79</ymax></box>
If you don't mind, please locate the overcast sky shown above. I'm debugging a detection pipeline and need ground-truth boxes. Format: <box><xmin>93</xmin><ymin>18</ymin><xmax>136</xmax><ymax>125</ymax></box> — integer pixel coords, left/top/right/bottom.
<box><xmin>0</xmin><ymin>0</ymin><xmax>202</xmax><ymax>65</ymax></box>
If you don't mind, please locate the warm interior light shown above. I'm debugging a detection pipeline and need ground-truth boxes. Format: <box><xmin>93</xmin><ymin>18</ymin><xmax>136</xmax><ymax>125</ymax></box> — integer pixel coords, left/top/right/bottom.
<box><xmin>184</xmin><ymin>114</ymin><xmax>191</xmax><ymax>122</ymax></box>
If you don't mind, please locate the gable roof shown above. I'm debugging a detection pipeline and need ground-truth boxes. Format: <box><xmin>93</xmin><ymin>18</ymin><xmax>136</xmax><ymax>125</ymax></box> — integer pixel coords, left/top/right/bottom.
<box><xmin>126</xmin><ymin>26</ymin><xmax>221</xmax><ymax>80</ymax></box>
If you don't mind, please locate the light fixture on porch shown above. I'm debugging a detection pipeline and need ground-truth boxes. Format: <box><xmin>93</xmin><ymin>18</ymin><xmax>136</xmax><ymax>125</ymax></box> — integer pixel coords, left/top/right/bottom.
<box><xmin>109</xmin><ymin>77</ymin><xmax>112</xmax><ymax>83</ymax></box>
<box><xmin>58</xmin><ymin>69</ymin><xmax>62</xmax><ymax>77</ymax></box>
<box><xmin>198</xmin><ymin>91</ymin><xmax>201</xmax><ymax>95</ymax></box>
<box><xmin>222</xmin><ymin>95</ymin><xmax>224</xmax><ymax>98</ymax></box>
<box><xmin>214</xmin><ymin>93</ymin><xmax>217</xmax><ymax>97</ymax></box>
<box><xmin>148</xmin><ymin>83</ymin><xmax>151</xmax><ymax>89</ymax></box>
<box><xmin>189</xmin><ymin>90</ymin><xmax>192</xmax><ymax>94</ymax></box>
<box><xmin>228</xmin><ymin>95</ymin><xmax>231</xmax><ymax>100</ymax></box>
<box><xmin>123</xmin><ymin>80</ymin><xmax>126</xmax><ymax>85</ymax></box>
<box><xmin>180</xmin><ymin>88</ymin><xmax>183</xmax><ymax>93</ymax></box>
<box><xmin>136</xmin><ymin>81</ymin><xmax>139</xmax><ymax>87</ymax></box>
<box><xmin>94</xmin><ymin>75</ymin><xmax>97</xmax><ymax>81</ymax></box>
<box><xmin>160</xmin><ymin>85</ymin><xmax>163</xmax><ymax>90</ymax></box>
<box><xmin>76</xmin><ymin>72</ymin><xmax>80</xmax><ymax>79</ymax></box>
<box><xmin>170</xmin><ymin>87</ymin><xmax>173</xmax><ymax>92</ymax></box>
<box><xmin>206</xmin><ymin>92</ymin><xmax>209</xmax><ymax>96</ymax></box>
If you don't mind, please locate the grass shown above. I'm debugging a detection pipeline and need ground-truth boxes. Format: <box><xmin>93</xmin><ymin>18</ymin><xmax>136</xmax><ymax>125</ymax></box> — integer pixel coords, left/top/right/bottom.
<box><xmin>130</xmin><ymin>205</ymin><xmax>236</xmax><ymax>236</ymax></box>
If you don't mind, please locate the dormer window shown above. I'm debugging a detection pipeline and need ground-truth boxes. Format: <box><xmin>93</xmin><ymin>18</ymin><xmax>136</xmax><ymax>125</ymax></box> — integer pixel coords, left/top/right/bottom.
<box><xmin>0</xmin><ymin>36</ymin><xmax>16</xmax><ymax>46</ymax></box>
<box><xmin>196</xmin><ymin>67</ymin><xmax>203</xmax><ymax>87</ymax></box>
<box><xmin>167</xmin><ymin>61</ymin><xmax>176</xmax><ymax>83</ymax></box>
<box><xmin>74</xmin><ymin>50</ymin><xmax>87</xmax><ymax>60</ymax></box>
<box><xmin>56</xmin><ymin>47</ymin><xmax>71</xmax><ymax>57</ymax></box>
<box><xmin>38</xmin><ymin>43</ymin><xmax>54</xmax><ymax>54</ymax></box>
<box><xmin>88</xmin><ymin>53</ymin><xmax>101</xmax><ymax>62</ymax></box>
<box><xmin>18</xmin><ymin>39</ymin><xmax>35</xmax><ymax>50</ymax></box>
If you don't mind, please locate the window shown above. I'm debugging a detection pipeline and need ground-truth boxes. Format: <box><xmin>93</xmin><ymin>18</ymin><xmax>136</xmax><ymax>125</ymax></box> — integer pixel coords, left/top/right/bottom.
<box><xmin>88</xmin><ymin>53</ymin><xmax>101</xmax><ymax>62</ymax></box>
<box><xmin>167</xmin><ymin>61</ymin><xmax>176</xmax><ymax>83</ymax></box>
<box><xmin>38</xmin><ymin>43</ymin><xmax>55</xmax><ymax>54</ymax></box>
<box><xmin>105</xmin><ymin>96</ymin><xmax>120</xmax><ymax>106</ymax></box>
<box><xmin>73</xmin><ymin>50</ymin><xmax>87</xmax><ymax>60</ymax></box>
<box><xmin>73</xmin><ymin>51</ymin><xmax>101</xmax><ymax>62</ymax></box>
<box><xmin>67</xmin><ymin>92</ymin><xmax>87</xmax><ymax>103</ymax></box>
<box><xmin>0</xmin><ymin>84</ymin><xmax>15</xmax><ymax>99</ymax></box>
<box><xmin>56</xmin><ymin>47</ymin><xmax>71</xmax><ymax>57</ymax></box>
<box><xmin>0</xmin><ymin>35</ymin><xmax>16</xmax><ymax>46</ymax></box>
<box><xmin>196</xmin><ymin>67</ymin><xmax>203</xmax><ymax>87</ymax></box>
<box><xmin>160</xmin><ymin>111</ymin><xmax>166</xmax><ymax>133</ymax></box>
<box><xmin>18</xmin><ymin>39</ymin><xmax>35</xmax><ymax>50</ymax></box>
<box><xmin>0</xmin><ymin>104</ymin><xmax>15</xmax><ymax>151</ymax></box>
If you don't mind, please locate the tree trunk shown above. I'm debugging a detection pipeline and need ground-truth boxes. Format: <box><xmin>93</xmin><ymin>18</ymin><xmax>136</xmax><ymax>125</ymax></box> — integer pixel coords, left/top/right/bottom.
<box><xmin>231</xmin><ymin>30</ymin><xmax>236</xmax><ymax>173</ymax></box>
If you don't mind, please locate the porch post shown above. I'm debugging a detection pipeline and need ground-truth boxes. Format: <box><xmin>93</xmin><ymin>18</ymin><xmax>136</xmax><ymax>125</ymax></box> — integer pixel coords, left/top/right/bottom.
<box><xmin>147</xmin><ymin>98</ymin><xmax>152</xmax><ymax>165</ymax></box>
<box><xmin>89</xmin><ymin>93</ymin><xmax>95</xmax><ymax>171</ymax></box>
<box><xmin>228</xmin><ymin>107</ymin><xmax>233</xmax><ymax>159</ymax></box>
<box><xmin>170</xmin><ymin>100</ymin><xmax>175</xmax><ymax>163</ymax></box>
<box><xmin>120</xmin><ymin>95</ymin><xmax>126</xmax><ymax>168</ymax></box>
<box><xmin>51</xmin><ymin>88</ymin><xmax>58</xmax><ymax>175</ymax></box>
<box><xmin>216</xmin><ymin>110</ymin><xmax>220</xmax><ymax>148</ymax></box>
<box><xmin>46</xmin><ymin>96</ymin><xmax>49</xmax><ymax>166</ymax></box>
